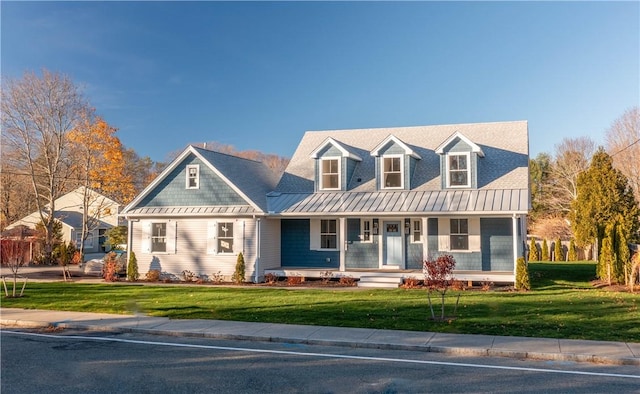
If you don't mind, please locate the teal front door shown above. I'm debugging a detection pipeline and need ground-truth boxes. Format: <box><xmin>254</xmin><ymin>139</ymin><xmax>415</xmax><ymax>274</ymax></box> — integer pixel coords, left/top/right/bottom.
<box><xmin>383</xmin><ymin>221</ymin><xmax>402</xmax><ymax>266</ymax></box>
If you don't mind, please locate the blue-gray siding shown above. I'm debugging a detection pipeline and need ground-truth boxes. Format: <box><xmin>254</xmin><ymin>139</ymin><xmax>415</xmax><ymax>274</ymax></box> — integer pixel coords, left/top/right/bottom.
<box><xmin>138</xmin><ymin>154</ymin><xmax>246</xmax><ymax>207</ymax></box>
<box><xmin>345</xmin><ymin>218</ymin><xmax>378</xmax><ymax>268</ymax></box>
<box><xmin>480</xmin><ymin>218</ymin><xmax>513</xmax><ymax>271</ymax></box>
<box><xmin>281</xmin><ymin>219</ymin><xmax>339</xmax><ymax>268</ymax></box>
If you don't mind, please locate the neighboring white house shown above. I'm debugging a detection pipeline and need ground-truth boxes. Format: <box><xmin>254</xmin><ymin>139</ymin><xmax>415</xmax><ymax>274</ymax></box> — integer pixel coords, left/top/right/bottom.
<box><xmin>121</xmin><ymin>121</ymin><xmax>531</xmax><ymax>286</ymax></box>
<box><xmin>5</xmin><ymin>186</ymin><xmax>123</xmax><ymax>257</ymax></box>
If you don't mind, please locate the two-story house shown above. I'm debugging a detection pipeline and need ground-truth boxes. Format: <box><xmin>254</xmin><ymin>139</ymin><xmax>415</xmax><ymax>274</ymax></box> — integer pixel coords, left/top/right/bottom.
<box><xmin>121</xmin><ymin>121</ymin><xmax>530</xmax><ymax>286</ymax></box>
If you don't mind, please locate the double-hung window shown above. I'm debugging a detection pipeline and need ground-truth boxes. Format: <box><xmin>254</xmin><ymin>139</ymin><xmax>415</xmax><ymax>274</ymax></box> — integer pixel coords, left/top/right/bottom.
<box><xmin>382</xmin><ymin>156</ymin><xmax>403</xmax><ymax>188</ymax></box>
<box><xmin>320</xmin><ymin>158</ymin><xmax>340</xmax><ymax>190</ymax></box>
<box><xmin>448</xmin><ymin>153</ymin><xmax>470</xmax><ymax>187</ymax></box>
<box><xmin>217</xmin><ymin>222</ymin><xmax>234</xmax><ymax>253</ymax></box>
<box><xmin>450</xmin><ymin>219</ymin><xmax>469</xmax><ymax>250</ymax></box>
<box><xmin>320</xmin><ymin>219</ymin><xmax>337</xmax><ymax>249</ymax></box>
<box><xmin>186</xmin><ymin>165</ymin><xmax>200</xmax><ymax>189</ymax></box>
<box><xmin>151</xmin><ymin>223</ymin><xmax>167</xmax><ymax>252</ymax></box>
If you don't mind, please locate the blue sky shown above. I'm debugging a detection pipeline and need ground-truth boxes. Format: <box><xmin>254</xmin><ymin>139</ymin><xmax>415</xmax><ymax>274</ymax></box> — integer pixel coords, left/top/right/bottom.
<box><xmin>2</xmin><ymin>1</ymin><xmax>638</xmax><ymax>163</ymax></box>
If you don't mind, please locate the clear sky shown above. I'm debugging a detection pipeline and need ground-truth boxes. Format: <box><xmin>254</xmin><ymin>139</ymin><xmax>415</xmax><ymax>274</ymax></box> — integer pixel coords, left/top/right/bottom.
<box><xmin>2</xmin><ymin>1</ymin><xmax>638</xmax><ymax>163</ymax></box>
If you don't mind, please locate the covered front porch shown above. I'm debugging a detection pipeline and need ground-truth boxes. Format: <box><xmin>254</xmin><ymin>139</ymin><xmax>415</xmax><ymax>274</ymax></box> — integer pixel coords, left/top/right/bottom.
<box><xmin>264</xmin><ymin>267</ymin><xmax>516</xmax><ymax>288</ymax></box>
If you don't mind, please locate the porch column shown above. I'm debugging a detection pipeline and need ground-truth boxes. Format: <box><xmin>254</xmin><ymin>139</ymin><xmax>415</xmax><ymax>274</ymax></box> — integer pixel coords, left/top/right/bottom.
<box><xmin>422</xmin><ymin>217</ymin><xmax>429</xmax><ymax>262</ymax></box>
<box><xmin>339</xmin><ymin>217</ymin><xmax>346</xmax><ymax>271</ymax></box>
<box><xmin>512</xmin><ymin>214</ymin><xmax>518</xmax><ymax>276</ymax></box>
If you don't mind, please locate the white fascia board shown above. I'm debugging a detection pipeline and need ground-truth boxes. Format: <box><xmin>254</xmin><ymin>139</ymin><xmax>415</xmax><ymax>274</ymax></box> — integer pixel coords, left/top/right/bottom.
<box><xmin>370</xmin><ymin>135</ymin><xmax>421</xmax><ymax>159</ymax></box>
<box><xmin>310</xmin><ymin>137</ymin><xmax>362</xmax><ymax>161</ymax></box>
<box><xmin>435</xmin><ymin>131</ymin><xmax>485</xmax><ymax>157</ymax></box>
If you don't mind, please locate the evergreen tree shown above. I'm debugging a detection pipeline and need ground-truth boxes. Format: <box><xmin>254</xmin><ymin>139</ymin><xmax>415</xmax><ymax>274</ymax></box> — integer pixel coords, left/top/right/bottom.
<box><xmin>515</xmin><ymin>257</ymin><xmax>530</xmax><ymax>290</ymax></box>
<box><xmin>568</xmin><ymin>239</ymin><xmax>577</xmax><ymax>261</ymax></box>
<box><xmin>127</xmin><ymin>251</ymin><xmax>139</xmax><ymax>281</ymax></box>
<box><xmin>541</xmin><ymin>239</ymin><xmax>550</xmax><ymax>261</ymax></box>
<box><xmin>232</xmin><ymin>252</ymin><xmax>245</xmax><ymax>284</ymax></box>
<box><xmin>571</xmin><ymin>149</ymin><xmax>639</xmax><ymax>282</ymax></box>
<box><xmin>554</xmin><ymin>238</ymin><xmax>563</xmax><ymax>261</ymax></box>
<box><xmin>528</xmin><ymin>239</ymin><xmax>539</xmax><ymax>261</ymax></box>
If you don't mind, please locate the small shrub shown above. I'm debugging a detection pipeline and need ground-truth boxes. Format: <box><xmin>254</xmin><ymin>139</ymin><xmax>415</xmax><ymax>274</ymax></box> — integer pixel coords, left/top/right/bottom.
<box><xmin>264</xmin><ymin>272</ymin><xmax>279</xmax><ymax>284</ymax></box>
<box><xmin>146</xmin><ymin>269</ymin><xmax>161</xmax><ymax>282</ymax></box>
<box><xmin>320</xmin><ymin>270</ymin><xmax>333</xmax><ymax>284</ymax></box>
<box><xmin>210</xmin><ymin>271</ymin><xmax>224</xmax><ymax>284</ymax></box>
<box><xmin>528</xmin><ymin>238</ymin><xmax>539</xmax><ymax>261</ymax></box>
<box><xmin>515</xmin><ymin>256</ymin><xmax>531</xmax><ymax>290</ymax></box>
<box><xmin>402</xmin><ymin>277</ymin><xmax>421</xmax><ymax>289</ymax></box>
<box><xmin>338</xmin><ymin>275</ymin><xmax>356</xmax><ymax>286</ymax></box>
<box><xmin>231</xmin><ymin>252</ymin><xmax>245</xmax><ymax>284</ymax></box>
<box><xmin>182</xmin><ymin>270</ymin><xmax>196</xmax><ymax>282</ymax></box>
<box><xmin>102</xmin><ymin>252</ymin><xmax>119</xmax><ymax>282</ymax></box>
<box><xmin>127</xmin><ymin>251</ymin><xmax>139</xmax><ymax>281</ymax></box>
<box><xmin>541</xmin><ymin>239</ymin><xmax>550</xmax><ymax>261</ymax></box>
<box><xmin>287</xmin><ymin>275</ymin><xmax>304</xmax><ymax>285</ymax></box>
<box><xmin>481</xmin><ymin>280</ymin><xmax>494</xmax><ymax>291</ymax></box>
<box><xmin>450</xmin><ymin>280</ymin><xmax>466</xmax><ymax>291</ymax></box>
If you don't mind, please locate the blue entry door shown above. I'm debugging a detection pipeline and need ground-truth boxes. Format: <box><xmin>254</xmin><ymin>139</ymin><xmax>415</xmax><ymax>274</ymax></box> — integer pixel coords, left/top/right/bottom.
<box><xmin>383</xmin><ymin>221</ymin><xmax>402</xmax><ymax>266</ymax></box>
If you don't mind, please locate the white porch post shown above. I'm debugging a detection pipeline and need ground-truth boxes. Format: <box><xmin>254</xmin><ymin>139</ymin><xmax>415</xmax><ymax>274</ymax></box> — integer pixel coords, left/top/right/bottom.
<box><xmin>339</xmin><ymin>217</ymin><xmax>346</xmax><ymax>271</ymax></box>
<box><xmin>422</xmin><ymin>217</ymin><xmax>429</xmax><ymax>262</ymax></box>
<box><xmin>512</xmin><ymin>214</ymin><xmax>518</xmax><ymax>276</ymax></box>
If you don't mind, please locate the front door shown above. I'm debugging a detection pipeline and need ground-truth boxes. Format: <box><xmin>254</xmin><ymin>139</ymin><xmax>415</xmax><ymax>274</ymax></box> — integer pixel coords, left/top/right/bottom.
<box><xmin>383</xmin><ymin>221</ymin><xmax>402</xmax><ymax>266</ymax></box>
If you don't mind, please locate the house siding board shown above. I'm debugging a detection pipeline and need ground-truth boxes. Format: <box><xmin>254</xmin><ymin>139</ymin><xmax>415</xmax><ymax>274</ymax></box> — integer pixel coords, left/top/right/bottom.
<box><xmin>481</xmin><ymin>218</ymin><xmax>514</xmax><ymax>271</ymax></box>
<box><xmin>131</xmin><ymin>218</ymin><xmax>257</xmax><ymax>280</ymax></box>
<box><xmin>259</xmin><ymin>218</ymin><xmax>281</xmax><ymax>271</ymax></box>
<box><xmin>345</xmin><ymin>158</ymin><xmax>357</xmax><ymax>191</ymax></box>
<box><xmin>406</xmin><ymin>242</ymin><xmax>423</xmax><ymax>269</ymax></box>
<box><xmin>427</xmin><ymin>218</ymin><xmax>438</xmax><ymax>255</ymax></box>
<box><xmin>138</xmin><ymin>155</ymin><xmax>246</xmax><ymax>207</ymax></box>
<box><xmin>281</xmin><ymin>219</ymin><xmax>339</xmax><ymax>268</ymax></box>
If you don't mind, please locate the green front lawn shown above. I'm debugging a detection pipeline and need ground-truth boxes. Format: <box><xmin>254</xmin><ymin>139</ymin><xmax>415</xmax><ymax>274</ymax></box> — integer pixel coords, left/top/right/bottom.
<box><xmin>2</xmin><ymin>262</ymin><xmax>638</xmax><ymax>342</ymax></box>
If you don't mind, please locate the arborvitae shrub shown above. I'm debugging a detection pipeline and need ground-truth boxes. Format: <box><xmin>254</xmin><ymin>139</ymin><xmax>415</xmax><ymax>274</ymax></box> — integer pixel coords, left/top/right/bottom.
<box><xmin>515</xmin><ymin>257</ymin><xmax>530</xmax><ymax>290</ymax></box>
<box><xmin>554</xmin><ymin>238</ymin><xmax>563</xmax><ymax>261</ymax></box>
<box><xmin>541</xmin><ymin>239</ymin><xmax>550</xmax><ymax>261</ymax></box>
<box><xmin>127</xmin><ymin>251</ymin><xmax>139</xmax><ymax>281</ymax></box>
<box><xmin>528</xmin><ymin>238</ymin><xmax>539</xmax><ymax>261</ymax></box>
<box><xmin>568</xmin><ymin>239</ymin><xmax>577</xmax><ymax>261</ymax></box>
<box><xmin>232</xmin><ymin>252</ymin><xmax>245</xmax><ymax>284</ymax></box>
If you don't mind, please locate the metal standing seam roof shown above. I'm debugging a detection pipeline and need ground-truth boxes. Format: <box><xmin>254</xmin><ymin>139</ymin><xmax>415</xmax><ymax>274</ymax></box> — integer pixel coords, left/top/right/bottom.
<box><xmin>124</xmin><ymin>205</ymin><xmax>258</xmax><ymax>216</ymax></box>
<box><xmin>267</xmin><ymin>189</ymin><xmax>529</xmax><ymax>215</ymax></box>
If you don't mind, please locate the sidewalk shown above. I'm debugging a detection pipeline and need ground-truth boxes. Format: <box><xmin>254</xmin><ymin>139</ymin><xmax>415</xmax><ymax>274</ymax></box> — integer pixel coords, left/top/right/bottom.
<box><xmin>1</xmin><ymin>307</ymin><xmax>638</xmax><ymax>366</ymax></box>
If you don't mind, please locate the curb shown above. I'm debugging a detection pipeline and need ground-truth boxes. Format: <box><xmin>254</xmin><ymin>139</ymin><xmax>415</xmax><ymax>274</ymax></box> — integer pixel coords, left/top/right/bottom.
<box><xmin>2</xmin><ymin>319</ymin><xmax>638</xmax><ymax>366</ymax></box>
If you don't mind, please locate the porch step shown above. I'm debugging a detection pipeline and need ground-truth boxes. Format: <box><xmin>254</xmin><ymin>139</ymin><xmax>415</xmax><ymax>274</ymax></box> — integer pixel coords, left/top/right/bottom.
<box><xmin>357</xmin><ymin>274</ymin><xmax>404</xmax><ymax>289</ymax></box>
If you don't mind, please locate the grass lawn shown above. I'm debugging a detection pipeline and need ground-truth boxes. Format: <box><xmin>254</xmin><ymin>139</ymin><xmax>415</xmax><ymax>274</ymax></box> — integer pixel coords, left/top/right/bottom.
<box><xmin>2</xmin><ymin>261</ymin><xmax>638</xmax><ymax>343</ymax></box>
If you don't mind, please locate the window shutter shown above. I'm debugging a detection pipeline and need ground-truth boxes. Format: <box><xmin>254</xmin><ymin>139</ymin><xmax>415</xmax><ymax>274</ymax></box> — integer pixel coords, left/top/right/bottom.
<box><xmin>166</xmin><ymin>221</ymin><xmax>177</xmax><ymax>254</ymax></box>
<box><xmin>207</xmin><ymin>221</ymin><xmax>217</xmax><ymax>254</ymax></box>
<box><xmin>309</xmin><ymin>219</ymin><xmax>320</xmax><ymax>250</ymax></box>
<box><xmin>234</xmin><ymin>220</ymin><xmax>244</xmax><ymax>254</ymax></box>
<box><xmin>438</xmin><ymin>218</ymin><xmax>450</xmax><ymax>251</ymax></box>
<box><xmin>141</xmin><ymin>221</ymin><xmax>151</xmax><ymax>253</ymax></box>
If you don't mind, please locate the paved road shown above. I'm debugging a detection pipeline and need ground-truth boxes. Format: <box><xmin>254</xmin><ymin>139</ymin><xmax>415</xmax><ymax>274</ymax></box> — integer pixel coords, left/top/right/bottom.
<box><xmin>2</xmin><ymin>329</ymin><xmax>639</xmax><ymax>394</ymax></box>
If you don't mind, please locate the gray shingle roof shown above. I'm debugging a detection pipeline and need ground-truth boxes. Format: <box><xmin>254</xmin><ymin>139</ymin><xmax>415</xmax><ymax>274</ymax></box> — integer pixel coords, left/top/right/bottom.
<box><xmin>275</xmin><ymin>121</ymin><xmax>529</xmax><ymax>194</ymax></box>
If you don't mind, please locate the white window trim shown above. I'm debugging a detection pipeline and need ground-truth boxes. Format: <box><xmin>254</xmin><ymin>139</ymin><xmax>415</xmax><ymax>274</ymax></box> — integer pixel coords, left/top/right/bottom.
<box><xmin>186</xmin><ymin>164</ymin><xmax>200</xmax><ymax>189</ymax></box>
<box><xmin>411</xmin><ymin>219</ymin><xmax>422</xmax><ymax>244</ymax></box>
<box><xmin>216</xmin><ymin>221</ymin><xmax>235</xmax><ymax>255</ymax></box>
<box><xmin>446</xmin><ymin>152</ymin><xmax>471</xmax><ymax>188</ymax></box>
<box><xmin>381</xmin><ymin>154</ymin><xmax>404</xmax><ymax>190</ymax></box>
<box><xmin>361</xmin><ymin>219</ymin><xmax>372</xmax><ymax>243</ymax></box>
<box><xmin>310</xmin><ymin>219</ymin><xmax>340</xmax><ymax>251</ymax></box>
<box><xmin>319</xmin><ymin>157</ymin><xmax>341</xmax><ymax>190</ymax></box>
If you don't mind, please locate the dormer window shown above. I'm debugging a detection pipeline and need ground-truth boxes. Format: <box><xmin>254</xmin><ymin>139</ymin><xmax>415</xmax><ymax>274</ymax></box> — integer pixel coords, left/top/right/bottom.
<box><xmin>320</xmin><ymin>158</ymin><xmax>340</xmax><ymax>190</ymax></box>
<box><xmin>447</xmin><ymin>153</ymin><xmax>470</xmax><ymax>187</ymax></box>
<box><xmin>186</xmin><ymin>165</ymin><xmax>200</xmax><ymax>189</ymax></box>
<box><xmin>382</xmin><ymin>156</ymin><xmax>403</xmax><ymax>189</ymax></box>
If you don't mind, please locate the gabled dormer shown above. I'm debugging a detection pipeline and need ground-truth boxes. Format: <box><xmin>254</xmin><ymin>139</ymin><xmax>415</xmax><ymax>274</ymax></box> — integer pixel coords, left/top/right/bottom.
<box><xmin>370</xmin><ymin>135</ymin><xmax>421</xmax><ymax>190</ymax></box>
<box><xmin>435</xmin><ymin>131</ymin><xmax>484</xmax><ymax>189</ymax></box>
<box><xmin>310</xmin><ymin>138</ymin><xmax>362</xmax><ymax>192</ymax></box>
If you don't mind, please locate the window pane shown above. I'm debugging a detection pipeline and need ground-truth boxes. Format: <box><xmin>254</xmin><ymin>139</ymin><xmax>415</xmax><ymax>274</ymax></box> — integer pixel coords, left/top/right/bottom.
<box><xmin>384</xmin><ymin>173</ymin><xmax>401</xmax><ymax>187</ymax></box>
<box><xmin>450</xmin><ymin>235</ymin><xmax>468</xmax><ymax>250</ymax></box>
<box><xmin>323</xmin><ymin>174</ymin><xmax>339</xmax><ymax>189</ymax></box>
<box><xmin>450</xmin><ymin>171</ymin><xmax>468</xmax><ymax>186</ymax></box>
<box><xmin>321</xmin><ymin>235</ymin><xmax>337</xmax><ymax>249</ymax></box>
<box><xmin>459</xmin><ymin>219</ymin><xmax>468</xmax><ymax>233</ymax></box>
<box><xmin>218</xmin><ymin>222</ymin><xmax>233</xmax><ymax>238</ymax></box>
<box><xmin>218</xmin><ymin>238</ymin><xmax>233</xmax><ymax>253</ymax></box>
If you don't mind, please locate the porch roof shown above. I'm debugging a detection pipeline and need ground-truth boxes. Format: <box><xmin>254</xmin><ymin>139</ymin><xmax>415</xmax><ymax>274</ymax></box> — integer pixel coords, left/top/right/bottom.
<box><xmin>123</xmin><ymin>205</ymin><xmax>259</xmax><ymax>217</ymax></box>
<box><xmin>267</xmin><ymin>189</ymin><xmax>529</xmax><ymax>216</ymax></box>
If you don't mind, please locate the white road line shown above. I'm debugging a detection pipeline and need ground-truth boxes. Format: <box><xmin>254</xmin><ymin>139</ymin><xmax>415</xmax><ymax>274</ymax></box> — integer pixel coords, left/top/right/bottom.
<box><xmin>3</xmin><ymin>330</ymin><xmax>639</xmax><ymax>380</ymax></box>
